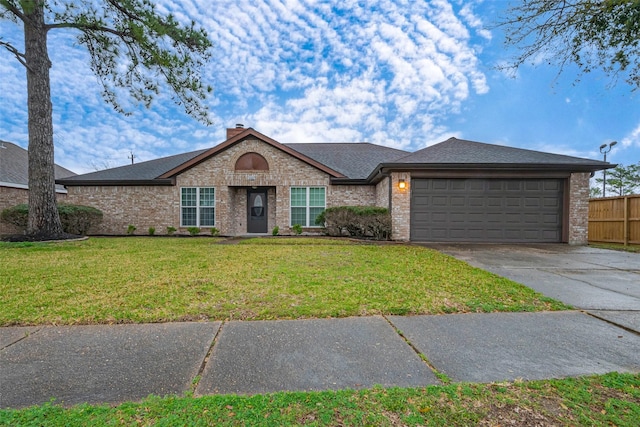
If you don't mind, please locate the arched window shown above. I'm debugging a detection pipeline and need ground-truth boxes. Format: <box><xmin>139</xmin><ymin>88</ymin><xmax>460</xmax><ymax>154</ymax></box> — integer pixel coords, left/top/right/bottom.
<box><xmin>235</xmin><ymin>152</ymin><xmax>269</xmax><ymax>171</ymax></box>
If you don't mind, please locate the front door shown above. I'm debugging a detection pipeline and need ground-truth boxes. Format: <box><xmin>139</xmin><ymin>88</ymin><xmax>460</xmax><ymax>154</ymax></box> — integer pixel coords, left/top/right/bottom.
<box><xmin>247</xmin><ymin>189</ymin><xmax>268</xmax><ymax>233</ymax></box>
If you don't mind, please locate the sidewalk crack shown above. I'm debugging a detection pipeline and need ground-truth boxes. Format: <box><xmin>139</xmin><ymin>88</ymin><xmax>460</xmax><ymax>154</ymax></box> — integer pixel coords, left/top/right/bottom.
<box><xmin>382</xmin><ymin>315</ymin><xmax>451</xmax><ymax>385</ymax></box>
<box><xmin>0</xmin><ymin>327</ymin><xmax>43</xmax><ymax>352</ymax></box>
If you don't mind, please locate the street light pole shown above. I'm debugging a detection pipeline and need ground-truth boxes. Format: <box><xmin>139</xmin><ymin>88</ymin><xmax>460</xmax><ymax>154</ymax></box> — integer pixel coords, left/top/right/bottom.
<box><xmin>599</xmin><ymin>141</ymin><xmax>617</xmax><ymax>197</ymax></box>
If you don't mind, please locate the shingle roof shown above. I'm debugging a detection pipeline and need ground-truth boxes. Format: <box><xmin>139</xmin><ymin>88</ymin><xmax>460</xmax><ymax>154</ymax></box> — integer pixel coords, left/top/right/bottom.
<box><xmin>58</xmin><ymin>149</ymin><xmax>207</xmax><ymax>184</ymax></box>
<box><xmin>157</xmin><ymin>128</ymin><xmax>346</xmax><ymax>179</ymax></box>
<box><xmin>57</xmin><ymin>135</ymin><xmax>611</xmax><ymax>186</ymax></box>
<box><xmin>0</xmin><ymin>141</ymin><xmax>76</xmax><ymax>191</ymax></box>
<box><xmin>285</xmin><ymin>143</ymin><xmax>409</xmax><ymax>180</ymax></box>
<box><xmin>393</xmin><ymin>137</ymin><xmax>609</xmax><ymax>167</ymax></box>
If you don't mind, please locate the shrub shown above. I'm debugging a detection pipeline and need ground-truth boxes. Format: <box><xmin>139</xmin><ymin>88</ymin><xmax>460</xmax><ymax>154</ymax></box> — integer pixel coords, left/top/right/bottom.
<box><xmin>316</xmin><ymin>206</ymin><xmax>391</xmax><ymax>240</ymax></box>
<box><xmin>210</xmin><ymin>227</ymin><xmax>220</xmax><ymax>236</ymax></box>
<box><xmin>148</xmin><ymin>227</ymin><xmax>156</xmax><ymax>236</ymax></box>
<box><xmin>57</xmin><ymin>204</ymin><xmax>103</xmax><ymax>235</ymax></box>
<box><xmin>272</xmin><ymin>225</ymin><xmax>279</xmax><ymax>236</ymax></box>
<box><xmin>0</xmin><ymin>204</ymin><xmax>28</xmax><ymax>228</ymax></box>
<box><xmin>292</xmin><ymin>224</ymin><xmax>303</xmax><ymax>235</ymax></box>
<box><xmin>126</xmin><ymin>224</ymin><xmax>137</xmax><ymax>235</ymax></box>
<box><xmin>1</xmin><ymin>203</ymin><xmax>103</xmax><ymax>235</ymax></box>
<box><xmin>166</xmin><ymin>226</ymin><xmax>177</xmax><ymax>235</ymax></box>
<box><xmin>187</xmin><ymin>227</ymin><xmax>200</xmax><ymax>236</ymax></box>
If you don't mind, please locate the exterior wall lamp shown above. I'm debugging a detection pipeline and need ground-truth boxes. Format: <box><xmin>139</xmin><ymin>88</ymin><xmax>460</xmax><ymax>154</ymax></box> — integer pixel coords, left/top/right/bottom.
<box><xmin>398</xmin><ymin>179</ymin><xmax>406</xmax><ymax>190</ymax></box>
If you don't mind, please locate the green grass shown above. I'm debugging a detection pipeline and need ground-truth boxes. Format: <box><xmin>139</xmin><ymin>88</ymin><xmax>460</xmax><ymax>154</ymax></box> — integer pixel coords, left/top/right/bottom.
<box><xmin>0</xmin><ymin>237</ymin><xmax>568</xmax><ymax>325</ymax></box>
<box><xmin>590</xmin><ymin>242</ymin><xmax>640</xmax><ymax>253</ymax></box>
<box><xmin>1</xmin><ymin>372</ymin><xmax>638</xmax><ymax>426</ymax></box>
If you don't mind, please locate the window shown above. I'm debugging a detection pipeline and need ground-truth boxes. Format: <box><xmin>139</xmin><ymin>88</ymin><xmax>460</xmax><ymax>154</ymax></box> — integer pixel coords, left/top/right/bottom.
<box><xmin>181</xmin><ymin>187</ymin><xmax>215</xmax><ymax>227</ymax></box>
<box><xmin>290</xmin><ymin>187</ymin><xmax>325</xmax><ymax>227</ymax></box>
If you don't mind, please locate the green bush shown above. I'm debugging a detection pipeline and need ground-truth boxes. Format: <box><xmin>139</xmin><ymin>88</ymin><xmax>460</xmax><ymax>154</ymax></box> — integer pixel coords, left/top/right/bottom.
<box><xmin>1</xmin><ymin>203</ymin><xmax>103</xmax><ymax>235</ymax></box>
<box><xmin>210</xmin><ymin>227</ymin><xmax>220</xmax><ymax>236</ymax></box>
<box><xmin>166</xmin><ymin>226</ymin><xmax>177</xmax><ymax>235</ymax></box>
<box><xmin>126</xmin><ymin>224</ymin><xmax>137</xmax><ymax>235</ymax></box>
<box><xmin>57</xmin><ymin>204</ymin><xmax>103</xmax><ymax>235</ymax></box>
<box><xmin>292</xmin><ymin>224</ymin><xmax>302</xmax><ymax>235</ymax></box>
<box><xmin>316</xmin><ymin>206</ymin><xmax>391</xmax><ymax>240</ymax></box>
<box><xmin>148</xmin><ymin>227</ymin><xmax>156</xmax><ymax>236</ymax></box>
<box><xmin>272</xmin><ymin>225</ymin><xmax>280</xmax><ymax>236</ymax></box>
<box><xmin>0</xmin><ymin>204</ymin><xmax>28</xmax><ymax>228</ymax></box>
<box><xmin>187</xmin><ymin>227</ymin><xmax>200</xmax><ymax>236</ymax></box>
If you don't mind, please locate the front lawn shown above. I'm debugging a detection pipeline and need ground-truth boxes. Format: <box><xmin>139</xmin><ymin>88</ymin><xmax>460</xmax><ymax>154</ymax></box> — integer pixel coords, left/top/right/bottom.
<box><xmin>1</xmin><ymin>373</ymin><xmax>638</xmax><ymax>426</ymax></box>
<box><xmin>0</xmin><ymin>237</ymin><xmax>568</xmax><ymax>325</ymax></box>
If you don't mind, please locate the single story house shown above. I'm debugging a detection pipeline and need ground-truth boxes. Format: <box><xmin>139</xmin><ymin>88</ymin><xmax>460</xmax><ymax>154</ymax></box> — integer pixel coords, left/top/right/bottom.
<box><xmin>57</xmin><ymin>125</ymin><xmax>609</xmax><ymax>244</ymax></box>
<box><xmin>0</xmin><ymin>140</ymin><xmax>76</xmax><ymax>235</ymax></box>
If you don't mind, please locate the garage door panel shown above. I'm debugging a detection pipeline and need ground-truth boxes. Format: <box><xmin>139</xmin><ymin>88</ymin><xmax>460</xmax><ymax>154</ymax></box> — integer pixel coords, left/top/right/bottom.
<box><xmin>410</xmin><ymin>178</ymin><xmax>563</xmax><ymax>242</ymax></box>
<box><xmin>432</xmin><ymin>180</ymin><xmax>448</xmax><ymax>190</ymax></box>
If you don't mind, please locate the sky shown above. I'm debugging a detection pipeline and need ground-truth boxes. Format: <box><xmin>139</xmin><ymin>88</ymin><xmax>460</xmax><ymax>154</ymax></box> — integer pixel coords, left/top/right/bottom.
<box><xmin>0</xmin><ymin>0</ymin><xmax>638</xmax><ymax>176</ymax></box>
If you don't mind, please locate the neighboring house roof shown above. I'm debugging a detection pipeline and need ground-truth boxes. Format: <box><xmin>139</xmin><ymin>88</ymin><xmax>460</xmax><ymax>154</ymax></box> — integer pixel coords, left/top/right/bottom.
<box><xmin>390</xmin><ymin>137</ymin><xmax>609</xmax><ymax>169</ymax></box>
<box><xmin>56</xmin><ymin>133</ymin><xmax>612</xmax><ymax>187</ymax></box>
<box><xmin>286</xmin><ymin>143</ymin><xmax>409</xmax><ymax>180</ymax></box>
<box><xmin>0</xmin><ymin>140</ymin><xmax>76</xmax><ymax>192</ymax></box>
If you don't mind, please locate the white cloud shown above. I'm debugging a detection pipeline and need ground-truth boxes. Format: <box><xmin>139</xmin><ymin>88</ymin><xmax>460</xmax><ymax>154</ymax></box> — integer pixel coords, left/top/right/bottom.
<box><xmin>621</xmin><ymin>123</ymin><xmax>640</xmax><ymax>149</ymax></box>
<box><xmin>0</xmin><ymin>0</ymin><xmax>493</xmax><ymax>172</ymax></box>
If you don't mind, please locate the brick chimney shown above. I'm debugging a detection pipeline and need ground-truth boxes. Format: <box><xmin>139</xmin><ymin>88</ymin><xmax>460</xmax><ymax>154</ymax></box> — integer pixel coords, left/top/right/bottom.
<box><xmin>226</xmin><ymin>123</ymin><xmax>245</xmax><ymax>139</ymax></box>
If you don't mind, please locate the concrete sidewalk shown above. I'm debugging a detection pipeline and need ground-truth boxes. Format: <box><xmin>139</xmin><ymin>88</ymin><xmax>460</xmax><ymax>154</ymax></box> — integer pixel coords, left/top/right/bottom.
<box><xmin>2</xmin><ymin>312</ymin><xmax>639</xmax><ymax>409</ymax></box>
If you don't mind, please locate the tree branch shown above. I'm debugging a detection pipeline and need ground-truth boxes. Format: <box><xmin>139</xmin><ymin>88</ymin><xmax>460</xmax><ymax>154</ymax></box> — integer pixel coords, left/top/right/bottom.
<box><xmin>0</xmin><ymin>39</ymin><xmax>30</xmax><ymax>69</ymax></box>
<box><xmin>45</xmin><ymin>21</ymin><xmax>130</xmax><ymax>38</ymax></box>
<box><xmin>0</xmin><ymin>0</ymin><xmax>27</xmax><ymax>23</ymax></box>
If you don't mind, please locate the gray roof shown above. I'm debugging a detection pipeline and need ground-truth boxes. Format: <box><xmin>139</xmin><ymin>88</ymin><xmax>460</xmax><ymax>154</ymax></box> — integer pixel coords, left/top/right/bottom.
<box><xmin>393</xmin><ymin>137</ymin><xmax>609</xmax><ymax>167</ymax></box>
<box><xmin>58</xmin><ymin>149</ymin><xmax>207</xmax><ymax>184</ymax></box>
<box><xmin>285</xmin><ymin>143</ymin><xmax>409</xmax><ymax>180</ymax></box>
<box><xmin>57</xmin><ymin>136</ymin><xmax>610</xmax><ymax>186</ymax></box>
<box><xmin>0</xmin><ymin>141</ymin><xmax>76</xmax><ymax>191</ymax></box>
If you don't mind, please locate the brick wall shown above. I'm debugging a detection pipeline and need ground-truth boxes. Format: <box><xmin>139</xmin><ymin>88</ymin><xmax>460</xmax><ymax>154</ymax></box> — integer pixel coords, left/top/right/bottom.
<box><xmin>65</xmin><ymin>185</ymin><xmax>177</xmax><ymax>235</ymax></box>
<box><xmin>390</xmin><ymin>172</ymin><xmax>411</xmax><ymax>241</ymax></box>
<box><xmin>568</xmin><ymin>172</ymin><xmax>590</xmax><ymax>245</ymax></box>
<box><xmin>328</xmin><ymin>185</ymin><xmax>376</xmax><ymax>207</ymax></box>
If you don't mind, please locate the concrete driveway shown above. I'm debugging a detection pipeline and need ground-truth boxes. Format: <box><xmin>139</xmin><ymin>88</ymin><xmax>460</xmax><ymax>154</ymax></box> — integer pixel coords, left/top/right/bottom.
<box><xmin>420</xmin><ymin>244</ymin><xmax>640</xmax><ymax>332</ymax></box>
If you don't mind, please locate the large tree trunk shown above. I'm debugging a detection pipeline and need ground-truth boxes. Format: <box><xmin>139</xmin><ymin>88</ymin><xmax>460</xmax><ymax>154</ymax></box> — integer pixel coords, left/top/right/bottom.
<box><xmin>24</xmin><ymin>2</ymin><xmax>63</xmax><ymax>237</ymax></box>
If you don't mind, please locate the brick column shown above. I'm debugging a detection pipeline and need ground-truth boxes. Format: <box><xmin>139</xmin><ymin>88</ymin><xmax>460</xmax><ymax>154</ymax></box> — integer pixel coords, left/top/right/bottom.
<box><xmin>390</xmin><ymin>172</ymin><xmax>411</xmax><ymax>241</ymax></box>
<box><xmin>568</xmin><ymin>172</ymin><xmax>590</xmax><ymax>245</ymax></box>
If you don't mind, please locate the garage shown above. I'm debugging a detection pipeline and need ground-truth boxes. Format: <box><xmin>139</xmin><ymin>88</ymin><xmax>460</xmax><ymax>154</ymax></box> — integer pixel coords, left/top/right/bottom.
<box><xmin>410</xmin><ymin>178</ymin><xmax>564</xmax><ymax>242</ymax></box>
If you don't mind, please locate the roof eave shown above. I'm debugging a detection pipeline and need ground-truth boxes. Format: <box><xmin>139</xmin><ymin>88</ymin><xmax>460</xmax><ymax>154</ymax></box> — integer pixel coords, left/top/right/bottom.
<box><xmin>329</xmin><ymin>178</ymin><xmax>370</xmax><ymax>185</ymax></box>
<box><xmin>56</xmin><ymin>178</ymin><xmax>175</xmax><ymax>186</ymax></box>
<box><xmin>366</xmin><ymin>162</ymin><xmax>614</xmax><ymax>182</ymax></box>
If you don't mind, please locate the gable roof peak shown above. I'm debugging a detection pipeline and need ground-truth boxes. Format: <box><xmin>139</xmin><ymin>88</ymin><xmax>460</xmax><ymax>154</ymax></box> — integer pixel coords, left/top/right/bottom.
<box><xmin>157</xmin><ymin>127</ymin><xmax>346</xmax><ymax>179</ymax></box>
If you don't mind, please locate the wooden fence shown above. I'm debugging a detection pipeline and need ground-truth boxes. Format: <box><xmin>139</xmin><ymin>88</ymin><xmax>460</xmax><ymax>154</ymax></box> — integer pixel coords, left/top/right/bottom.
<box><xmin>588</xmin><ymin>195</ymin><xmax>640</xmax><ymax>245</ymax></box>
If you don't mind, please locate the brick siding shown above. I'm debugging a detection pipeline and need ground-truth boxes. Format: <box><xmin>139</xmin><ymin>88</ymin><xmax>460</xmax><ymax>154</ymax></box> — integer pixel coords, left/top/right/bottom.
<box><xmin>390</xmin><ymin>172</ymin><xmax>411</xmax><ymax>241</ymax></box>
<box><xmin>568</xmin><ymin>172</ymin><xmax>590</xmax><ymax>245</ymax></box>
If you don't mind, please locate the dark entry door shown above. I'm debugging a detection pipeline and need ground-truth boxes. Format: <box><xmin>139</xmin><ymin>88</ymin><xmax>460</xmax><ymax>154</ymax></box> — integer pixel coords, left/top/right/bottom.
<box><xmin>247</xmin><ymin>189</ymin><xmax>268</xmax><ymax>233</ymax></box>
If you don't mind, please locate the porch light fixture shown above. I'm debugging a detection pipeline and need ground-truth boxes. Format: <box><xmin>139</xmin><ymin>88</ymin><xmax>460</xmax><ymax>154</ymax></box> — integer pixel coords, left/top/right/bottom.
<box><xmin>398</xmin><ymin>179</ymin><xmax>406</xmax><ymax>190</ymax></box>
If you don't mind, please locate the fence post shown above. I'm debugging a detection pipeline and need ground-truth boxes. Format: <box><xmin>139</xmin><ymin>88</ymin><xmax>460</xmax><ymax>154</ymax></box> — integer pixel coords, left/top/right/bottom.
<box><xmin>624</xmin><ymin>196</ymin><xmax>629</xmax><ymax>246</ymax></box>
